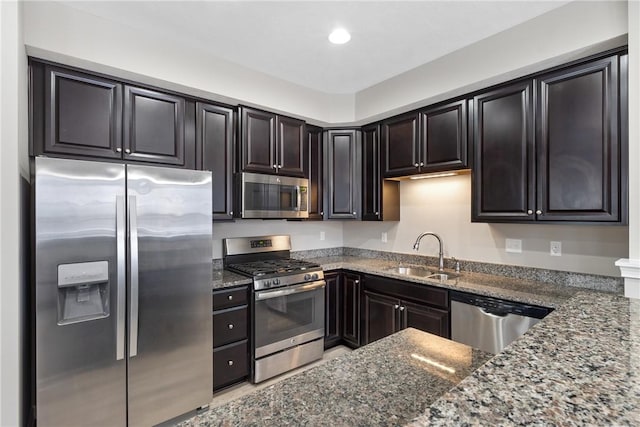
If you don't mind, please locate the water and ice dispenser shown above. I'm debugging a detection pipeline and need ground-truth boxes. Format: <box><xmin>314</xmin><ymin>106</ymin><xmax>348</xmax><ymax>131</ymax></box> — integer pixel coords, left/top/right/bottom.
<box><xmin>57</xmin><ymin>261</ymin><xmax>110</xmax><ymax>325</ymax></box>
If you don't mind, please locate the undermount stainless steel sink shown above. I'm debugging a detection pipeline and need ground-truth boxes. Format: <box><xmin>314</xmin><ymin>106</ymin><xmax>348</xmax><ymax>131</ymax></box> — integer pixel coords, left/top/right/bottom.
<box><xmin>387</xmin><ymin>266</ymin><xmax>437</xmax><ymax>277</ymax></box>
<box><xmin>387</xmin><ymin>266</ymin><xmax>459</xmax><ymax>280</ymax></box>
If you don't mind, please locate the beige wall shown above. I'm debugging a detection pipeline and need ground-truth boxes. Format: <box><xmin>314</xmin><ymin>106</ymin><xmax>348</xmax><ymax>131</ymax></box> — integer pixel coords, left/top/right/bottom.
<box><xmin>1</xmin><ymin>1</ymin><xmax>27</xmax><ymax>425</ymax></box>
<box><xmin>354</xmin><ymin>1</ymin><xmax>629</xmax><ymax>123</ymax></box>
<box><xmin>343</xmin><ymin>176</ymin><xmax>629</xmax><ymax>277</ymax></box>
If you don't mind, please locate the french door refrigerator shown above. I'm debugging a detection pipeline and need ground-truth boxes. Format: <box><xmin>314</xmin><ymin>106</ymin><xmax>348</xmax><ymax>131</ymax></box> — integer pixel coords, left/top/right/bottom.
<box><xmin>33</xmin><ymin>157</ymin><xmax>213</xmax><ymax>426</ymax></box>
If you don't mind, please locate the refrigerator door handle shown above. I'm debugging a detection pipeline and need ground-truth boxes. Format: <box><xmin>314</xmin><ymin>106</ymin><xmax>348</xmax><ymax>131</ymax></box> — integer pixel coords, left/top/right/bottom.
<box><xmin>116</xmin><ymin>196</ymin><xmax>126</xmax><ymax>360</ymax></box>
<box><xmin>128</xmin><ymin>195</ymin><xmax>139</xmax><ymax>358</ymax></box>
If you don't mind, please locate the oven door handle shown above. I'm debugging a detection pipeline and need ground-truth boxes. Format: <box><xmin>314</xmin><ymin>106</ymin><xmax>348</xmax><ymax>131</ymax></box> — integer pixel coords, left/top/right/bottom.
<box><xmin>255</xmin><ymin>280</ymin><xmax>326</xmax><ymax>301</ymax></box>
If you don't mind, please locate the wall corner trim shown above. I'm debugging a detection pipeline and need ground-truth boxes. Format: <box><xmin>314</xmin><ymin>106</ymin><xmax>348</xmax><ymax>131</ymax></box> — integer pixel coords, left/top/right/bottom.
<box><xmin>615</xmin><ymin>258</ymin><xmax>640</xmax><ymax>299</ymax></box>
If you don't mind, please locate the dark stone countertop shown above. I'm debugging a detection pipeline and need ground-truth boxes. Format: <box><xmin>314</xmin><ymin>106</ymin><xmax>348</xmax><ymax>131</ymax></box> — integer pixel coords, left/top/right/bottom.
<box><xmin>180</xmin><ymin>328</ymin><xmax>492</xmax><ymax>426</ymax></box>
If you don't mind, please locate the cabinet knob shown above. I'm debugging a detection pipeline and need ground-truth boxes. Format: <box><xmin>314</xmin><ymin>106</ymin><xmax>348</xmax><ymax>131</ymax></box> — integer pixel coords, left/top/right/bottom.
<box><xmin>229</xmin><ymin>211</ymin><xmax>233</xmax><ymax>216</ymax></box>
<box><xmin>227</xmin><ymin>360</ymin><xmax>234</xmax><ymax>366</ymax></box>
<box><xmin>375</xmin><ymin>211</ymin><xmax>379</xmax><ymax>215</ymax></box>
<box><xmin>420</xmin><ymin>162</ymin><xmax>424</xmax><ymax>167</ymax></box>
<box><xmin>399</xmin><ymin>306</ymin><xmax>405</xmax><ymax>311</ymax></box>
<box><xmin>116</xmin><ymin>148</ymin><xmax>122</xmax><ymax>153</ymax></box>
<box><xmin>320</xmin><ymin>211</ymin><xmax>324</xmax><ymax>215</ymax></box>
<box><xmin>273</xmin><ymin>164</ymin><xmax>278</xmax><ymax>169</ymax></box>
<box><xmin>124</xmin><ymin>149</ymin><xmax>131</xmax><ymax>154</ymax></box>
<box><xmin>414</xmin><ymin>163</ymin><xmax>419</xmax><ymax>168</ymax></box>
<box><xmin>394</xmin><ymin>304</ymin><xmax>400</xmax><ymax>310</ymax></box>
<box><xmin>228</xmin><ymin>324</ymin><xmax>234</xmax><ymax>330</ymax></box>
<box><xmin>354</xmin><ymin>280</ymin><xmax>360</xmax><ymax>284</ymax></box>
<box><xmin>527</xmin><ymin>210</ymin><xmax>533</xmax><ymax>215</ymax></box>
<box><xmin>227</xmin><ymin>295</ymin><xmax>233</xmax><ymax>301</ymax></box>
<box><xmin>278</xmin><ymin>164</ymin><xmax>282</xmax><ymax>169</ymax></box>
<box><xmin>536</xmin><ymin>210</ymin><xmax>542</xmax><ymax>215</ymax></box>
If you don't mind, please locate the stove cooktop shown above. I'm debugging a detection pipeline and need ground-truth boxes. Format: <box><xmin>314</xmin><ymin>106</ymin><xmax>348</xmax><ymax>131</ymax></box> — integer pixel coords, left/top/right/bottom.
<box><xmin>227</xmin><ymin>259</ymin><xmax>321</xmax><ymax>277</ymax></box>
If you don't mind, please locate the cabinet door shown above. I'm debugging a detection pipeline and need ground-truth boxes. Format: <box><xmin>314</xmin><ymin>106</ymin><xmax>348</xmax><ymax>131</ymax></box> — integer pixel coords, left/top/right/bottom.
<box><xmin>277</xmin><ymin>116</ymin><xmax>306</xmax><ymax>177</ymax></box>
<box><xmin>341</xmin><ymin>272</ymin><xmax>361</xmax><ymax>348</ymax></box>
<box><xmin>196</xmin><ymin>102</ymin><xmax>235</xmax><ymax>221</ymax></box>
<box><xmin>363</xmin><ymin>291</ymin><xmax>399</xmax><ymax>345</ymax></box>
<box><xmin>304</xmin><ymin>125</ymin><xmax>324</xmax><ymax>220</ymax></box>
<box><xmin>324</xmin><ymin>129</ymin><xmax>361</xmax><ymax>219</ymax></box>
<box><xmin>42</xmin><ymin>64</ymin><xmax>122</xmax><ymax>159</ymax></box>
<box><xmin>324</xmin><ymin>272</ymin><xmax>341</xmax><ymax>349</ymax></box>
<box><xmin>472</xmin><ymin>81</ymin><xmax>535</xmax><ymax>222</ymax></box>
<box><xmin>123</xmin><ymin>86</ymin><xmax>188</xmax><ymax>166</ymax></box>
<box><xmin>362</xmin><ymin>124</ymin><xmax>381</xmax><ymax>221</ymax></box>
<box><xmin>239</xmin><ymin>107</ymin><xmax>277</xmax><ymax>174</ymax></box>
<box><xmin>536</xmin><ymin>55</ymin><xmax>622</xmax><ymax>222</ymax></box>
<box><xmin>401</xmin><ymin>301</ymin><xmax>449</xmax><ymax>338</ymax></box>
<box><xmin>382</xmin><ymin>112</ymin><xmax>420</xmax><ymax>177</ymax></box>
<box><xmin>421</xmin><ymin>99</ymin><xmax>468</xmax><ymax>172</ymax></box>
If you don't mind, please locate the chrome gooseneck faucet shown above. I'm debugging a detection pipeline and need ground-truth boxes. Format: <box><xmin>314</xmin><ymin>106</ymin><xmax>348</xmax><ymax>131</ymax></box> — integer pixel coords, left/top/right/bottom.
<box><xmin>413</xmin><ymin>232</ymin><xmax>444</xmax><ymax>272</ymax></box>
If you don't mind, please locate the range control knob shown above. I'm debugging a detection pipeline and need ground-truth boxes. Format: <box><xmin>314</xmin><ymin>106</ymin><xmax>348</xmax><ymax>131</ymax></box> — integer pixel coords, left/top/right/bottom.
<box><xmin>311</xmin><ymin>273</ymin><xmax>319</xmax><ymax>280</ymax></box>
<box><xmin>304</xmin><ymin>273</ymin><xmax>311</xmax><ymax>281</ymax></box>
<box><xmin>263</xmin><ymin>280</ymin><xmax>271</xmax><ymax>288</ymax></box>
<box><xmin>273</xmin><ymin>278</ymin><xmax>281</xmax><ymax>286</ymax></box>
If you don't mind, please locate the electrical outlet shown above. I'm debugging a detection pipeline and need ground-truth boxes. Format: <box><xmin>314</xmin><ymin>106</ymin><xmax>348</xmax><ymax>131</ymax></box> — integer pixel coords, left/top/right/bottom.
<box><xmin>505</xmin><ymin>238</ymin><xmax>522</xmax><ymax>253</ymax></box>
<box><xmin>320</xmin><ymin>231</ymin><xmax>325</xmax><ymax>241</ymax></box>
<box><xmin>550</xmin><ymin>241</ymin><xmax>562</xmax><ymax>256</ymax></box>
<box><xmin>381</xmin><ymin>232</ymin><xmax>388</xmax><ymax>243</ymax></box>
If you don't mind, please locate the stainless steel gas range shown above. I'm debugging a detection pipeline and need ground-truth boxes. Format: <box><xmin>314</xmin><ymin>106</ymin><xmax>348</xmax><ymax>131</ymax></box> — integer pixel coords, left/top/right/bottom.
<box><xmin>223</xmin><ymin>235</ymin><xmax>325</xmax><ymax>383</ymax></box>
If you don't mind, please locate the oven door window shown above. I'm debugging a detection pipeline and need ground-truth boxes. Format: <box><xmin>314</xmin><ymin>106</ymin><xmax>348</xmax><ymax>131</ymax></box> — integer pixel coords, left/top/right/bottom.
<box><xmin>254</xmin><ymin>283</ymin><xmax>324</xmax><ymax>355</ymax></box>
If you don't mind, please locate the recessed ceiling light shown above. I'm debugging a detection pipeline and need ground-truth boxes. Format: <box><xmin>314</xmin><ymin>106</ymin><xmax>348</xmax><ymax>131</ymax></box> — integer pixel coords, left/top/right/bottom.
<box><xmin>328</xmin><ymin>28</ymin><xmax>351</xmax><ymax>45</ymax></box>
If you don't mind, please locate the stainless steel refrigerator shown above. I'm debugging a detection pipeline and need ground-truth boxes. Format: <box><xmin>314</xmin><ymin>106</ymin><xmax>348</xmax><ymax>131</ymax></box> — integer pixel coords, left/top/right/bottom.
<box><xmin>33</xmin><ymin>157</ymin><xmax>213</xmax><ymax>426</ymax></box>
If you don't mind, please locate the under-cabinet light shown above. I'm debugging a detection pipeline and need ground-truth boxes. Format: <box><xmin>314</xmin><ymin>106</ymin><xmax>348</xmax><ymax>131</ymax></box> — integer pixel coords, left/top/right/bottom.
<box><xmin>409</xmin><ymin>172</ymin><xmax>457</xmax><ymax>180</ymax></box>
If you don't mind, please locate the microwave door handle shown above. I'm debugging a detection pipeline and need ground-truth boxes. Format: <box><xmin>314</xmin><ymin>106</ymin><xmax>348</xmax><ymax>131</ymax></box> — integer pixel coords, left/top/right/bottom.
<box><xmin>255</xmin><ymin>280</ymin><xmax>326</xmax><ymax>300</ymax></box>
<box><xmin>296</xmin><ymin>185</ymin><xmax>301</xmax><ymax>211</ymax></box>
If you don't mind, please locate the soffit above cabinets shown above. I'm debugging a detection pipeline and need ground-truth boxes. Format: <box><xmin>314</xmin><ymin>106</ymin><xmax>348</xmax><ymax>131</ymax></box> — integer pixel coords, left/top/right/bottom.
<box><xmin>59</xmin><ymin>1</ymin><xmax>570</xmax><ymax>95</ymax></box>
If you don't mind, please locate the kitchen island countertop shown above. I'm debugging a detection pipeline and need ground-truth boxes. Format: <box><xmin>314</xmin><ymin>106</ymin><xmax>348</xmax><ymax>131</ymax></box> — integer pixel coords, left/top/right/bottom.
<box><xmin>180</xmin><ymin>328</ymin><xmax>493</xmax><ymax>426</ymax></box>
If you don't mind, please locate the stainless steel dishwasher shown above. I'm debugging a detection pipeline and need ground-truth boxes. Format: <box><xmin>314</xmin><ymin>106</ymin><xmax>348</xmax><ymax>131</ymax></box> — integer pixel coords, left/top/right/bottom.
<box><xmin>450</xmin><ymin>291</ymin><xmax>552</xmax><ymax>354</ymax></box>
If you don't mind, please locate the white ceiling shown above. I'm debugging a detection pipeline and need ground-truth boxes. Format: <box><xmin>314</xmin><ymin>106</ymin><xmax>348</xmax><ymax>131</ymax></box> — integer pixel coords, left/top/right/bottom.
<box><xmin>60</xmin><ymin>1</ymin><xmax>571</xmax><ymax>94</ymax></box>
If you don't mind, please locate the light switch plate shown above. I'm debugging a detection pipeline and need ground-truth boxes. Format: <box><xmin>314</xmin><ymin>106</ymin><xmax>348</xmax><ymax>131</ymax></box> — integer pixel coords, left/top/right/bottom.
<box><xmin>320</xmin><ymin>231</ymin><xmax>325</xmax><ymax>241</ymax></box>
<box><xmin>381</xmin><ymin>232</ymin><xmax>388</xmax><ymax>243</ymax></box>
<box><xmin>505</xmin><ymin>238</ymin><xmax>522</xmax><ymax>253</ymax></box>
<box><xmin>550</xmin><ymin>241</ymin><xmax>562</xmax><ymax>256</ymax></box>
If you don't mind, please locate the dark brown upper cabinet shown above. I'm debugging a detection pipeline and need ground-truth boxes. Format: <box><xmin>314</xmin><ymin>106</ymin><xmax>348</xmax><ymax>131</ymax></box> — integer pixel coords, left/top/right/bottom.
<box><xmin>30</xmin><ymin>60</ymin><xmax>194</xmax><ymax>168</ymax></box>
<box><xmin>420</xmin><ymin>99</ymin><xmax>468</xmax><ymax>172</ymax></box>
<box><xmin>239</xmin><ymin>106</ymin><xmax>305</xmax><ymax>177</ymax></box>
<box><xmin>382</xmin><ymin>101</ymin><xmax>469</xmax><ymax>179</ymax></box>
<box><xmin>535</xmin><ymin>54</ymin><xmax>625</xmax><ymax>223</ymax></box>
<box><xmin>35</xmin><ymin>63</ymin><xmax>123</xmax><ymax>159</ymax></box>
<box><xmin>304</xmin><ymin>125</ymin><xmax>324</xmax><ymax>220</ymax></box>
<box><xmin>324</xmin><ymin>129</ymin><xmax>361</xmax><ymax>220</ymax></box>
<box><xmin>472</xmin><ymin>81</ymin><xmax>534</xmax><ymax>222</ymax></box>
<box><xmin>382</xmin><ymin>112</ymin><xmax>421</xmax><ymax>177</ymax></box>
<box><xmin>473</xmin><ymin>52</ymin><xmax>627</xmax><ymax>224</ymax></box>
<box><xmin>124</xmin><ymin>86</ymin><xmax>190</xmax><ymax>166</ymax></box>
<box><xmin>196</xmin><ymin>102</ymin><xmax>235</xmax><ymax>221</ymax></box>
<box><xmin>362</xmin><ymin>123</ymin><xmax>399</xmax><ymax>221</ymax></box>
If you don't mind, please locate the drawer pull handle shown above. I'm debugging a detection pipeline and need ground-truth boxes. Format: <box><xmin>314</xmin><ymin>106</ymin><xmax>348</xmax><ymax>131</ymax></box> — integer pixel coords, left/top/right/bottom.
<box><xmin>228</xmin><ymin>360</ymin><xmax>234</xmax><ymax>366</ymax></box>
<box><xmin>228</xmin><ymin>295</ymin><xmax>233</xmax><ymax>301</ymax></box>
<box><xmin>228</xmin><ymin>324</ymin><xmax>234</xmax><ymax>330</ymax></box>
<box><xmin>399</xmin><ymin>306</ymin><xmax>405</xmax><ymax>311</ymax></box>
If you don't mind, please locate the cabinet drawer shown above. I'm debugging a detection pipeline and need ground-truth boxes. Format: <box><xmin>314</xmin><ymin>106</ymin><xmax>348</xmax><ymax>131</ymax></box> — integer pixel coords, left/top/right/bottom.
<box><xmin>213</xmin><ymin>341</ymin><xmax>248</xmax><ymax>390</ymax></box>
<box><xmin>213</xmin><ymin>286</ymin><xmax>248</xmax><ymax>311</ymax></box>
<box><xmin>213</xmin><ymin>306</ymin><xmax>248</xmax><ymax>347</ymax></box>
<box><xmin>364</xmin><ymin>274</ymin><xmax>449</xmax><ymax>309</ymax></box>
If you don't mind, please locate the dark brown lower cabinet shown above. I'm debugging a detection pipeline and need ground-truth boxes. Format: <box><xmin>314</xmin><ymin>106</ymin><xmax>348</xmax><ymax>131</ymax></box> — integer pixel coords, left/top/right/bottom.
<box><xmin>212</xmin><ymin>286</ymin><xmax>249</xmax><ymax>392</ymax></box>
<box><xmin>341</xmin><ymin>272</ymin><xmax>361</xmax><ymax>348</ymax></box>
<box><xmin>324</xmin><ymin>272</ymin><xmax>342</xmax><ymax>349</ymax></box>
<box><xmin>362</xmin><ymin>274</ymin><xmax>449</xmax><ymax>346</ymax></box>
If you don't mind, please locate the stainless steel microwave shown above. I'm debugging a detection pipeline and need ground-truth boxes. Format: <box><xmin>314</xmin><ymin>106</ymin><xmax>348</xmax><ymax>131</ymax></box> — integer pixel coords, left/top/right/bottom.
<box><xmin>236</xmin><ymin>172</ymin><xmax>309</xmax><ymax>219</ymax></box>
